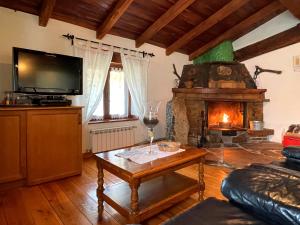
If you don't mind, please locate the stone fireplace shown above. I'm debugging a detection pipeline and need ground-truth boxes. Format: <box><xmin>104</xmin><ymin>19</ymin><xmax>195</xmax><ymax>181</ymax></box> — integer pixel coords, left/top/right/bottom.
<box><xmin>170</xmin><ymin>62</ymin><xmax>272</xmax><ymax>146</ymax></box>
<box><xmin>172</xmin><ymin>88</ymin><xmax>266</xmax><ymax>145</ymax></box>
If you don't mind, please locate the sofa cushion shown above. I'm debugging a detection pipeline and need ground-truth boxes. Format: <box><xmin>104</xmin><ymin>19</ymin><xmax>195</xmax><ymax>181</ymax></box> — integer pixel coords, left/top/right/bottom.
<box><xmin>272</xmin><ymin>160</ymin><xmax>300</xmax><ymax>171</ymax></box>
<box><xmin>282</xmin><ymin>134</ymin><xmax>300</xmax><ymax>148</ymax></box>
<box><xmin>163</xmin><ymin>197</ymin><xmax>267</xmax><ymax>225</ymax></box>
<box><xmin>282</xmin><ymin>146</ymin><xmax>300</xmax><ymax>160</ymax></box>
<box><xmin>286</xmin><ymin>157</ymin><xmax>300</xmax><ymax>165</ymax></box>
<box><xmin>222</xmin><ymin>164</ymin><xmax>300</xmax><ymax>225</ymax></box>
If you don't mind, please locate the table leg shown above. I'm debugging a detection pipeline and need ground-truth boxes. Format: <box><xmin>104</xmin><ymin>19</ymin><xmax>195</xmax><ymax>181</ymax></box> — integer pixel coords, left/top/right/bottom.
<box><xmin>97</xmin><ymin>160</ymin><xmax>104</xmax><ymax>220</ymax></box>
<box><xmin>129</xmin><ymin>180</ymin><xmax>140</xmax><ymax>223</ymax></box>
<box><xmin>198</xmin><ymin>157</ymin><xmax>205</xmax><ymax>201</ymax></box>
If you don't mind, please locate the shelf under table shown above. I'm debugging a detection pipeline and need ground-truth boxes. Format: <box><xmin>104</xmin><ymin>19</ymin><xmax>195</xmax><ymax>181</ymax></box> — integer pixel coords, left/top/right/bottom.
<box><xmin>103</xmin><ymin>172</ymin><xmax>199</xmax><ymax>221</ymax></box>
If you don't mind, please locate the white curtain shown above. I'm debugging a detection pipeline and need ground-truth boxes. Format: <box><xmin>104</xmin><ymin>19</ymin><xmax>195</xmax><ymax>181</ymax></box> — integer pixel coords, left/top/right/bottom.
<box><xmin>120</xmin><ymin>50</ymin><xmax>150</xmax><ymax>121</ymax></box>
<box><xmin>73</xmin><ymin>40</ymin><xmax>113</xmax><ymax>122</ymax></box>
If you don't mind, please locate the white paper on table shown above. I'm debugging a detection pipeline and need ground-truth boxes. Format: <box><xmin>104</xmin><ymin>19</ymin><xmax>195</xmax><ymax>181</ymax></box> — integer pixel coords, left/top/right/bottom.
<box><xmin>115</xmin><ymin>145</ymin><xmax>185</xmax><ymax>164</ymax></box>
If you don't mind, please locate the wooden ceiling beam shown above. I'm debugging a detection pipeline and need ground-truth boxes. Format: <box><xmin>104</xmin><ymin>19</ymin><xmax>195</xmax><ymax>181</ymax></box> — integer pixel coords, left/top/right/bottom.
<box><xmin>189</xmin><ymin>1</ymin><xmax>285</xmax><ymax>60</ymax></box>
<box><xmin>96</xmin><ymin>0</ymin><xmax>134</xmax><ymax>39</ymax></box>
<box><xmin>166</xmin><ymin>0</ymin><xmax>250</xmax><ymax>56</ymax></box>
<box><xmin>279</xmin><ymin>0</ymin><xmax>300</xmax><ymax>19</ymax></box>
<box><xmin>135</xmin><ymin>0</ymin><xmax>196</xmax><ymax>48</ymax></box>
<box><xmin>39</xmin><ymin>0</ymin><xmax>56</xmax><ymax>27</ymax></box>
<box><xmin>234</xmin><ymin>24</ymin><xmax>300</xmax><ymax>61</ymax></box>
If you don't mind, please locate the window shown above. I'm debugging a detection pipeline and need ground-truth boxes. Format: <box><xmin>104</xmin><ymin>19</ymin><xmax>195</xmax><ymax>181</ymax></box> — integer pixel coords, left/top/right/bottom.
<box><xmin>91</xmin><ymin>53</ymin><xmax>136</xmax><ymax>122</ymax></box>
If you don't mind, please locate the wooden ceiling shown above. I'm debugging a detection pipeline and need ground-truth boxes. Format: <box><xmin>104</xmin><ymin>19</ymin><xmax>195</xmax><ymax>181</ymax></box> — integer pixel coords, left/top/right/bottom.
<box><xmin>0</xmin><ymin>0</ymin><xmax>295</xmax><ymax>60</ymax></box>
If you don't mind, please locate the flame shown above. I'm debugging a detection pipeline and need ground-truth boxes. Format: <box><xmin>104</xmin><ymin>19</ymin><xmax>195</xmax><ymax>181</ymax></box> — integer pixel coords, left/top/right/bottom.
<box><xmin>208</xmin><ymin>102</ymin><xmax>243</xmax><ymax>128</ymax></box>
<box><xmin>222</xmin><ymin>113</ymin><xmax>229</xmax><ymax>123</ymax></box>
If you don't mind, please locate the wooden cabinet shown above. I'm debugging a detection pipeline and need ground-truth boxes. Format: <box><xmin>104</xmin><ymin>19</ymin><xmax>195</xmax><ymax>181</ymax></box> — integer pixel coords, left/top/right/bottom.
<box><xmin>26</xmin><ymin>108</ymin><xmax>82</xmax><ymax>185</ymax></box>
<box><xmin>0</xmin><ymin>107</ymin><xmax>82</xmax><ymax>188</ymax></box>
<box><xmin>0</xmin><ymin>111</ymin><xmax>26</xmax><ymax>184</ymax></box>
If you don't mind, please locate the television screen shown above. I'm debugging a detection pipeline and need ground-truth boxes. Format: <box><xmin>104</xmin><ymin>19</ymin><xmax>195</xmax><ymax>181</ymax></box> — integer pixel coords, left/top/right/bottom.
<box><xmin>13</xmin><ymin>47</ymin><xmax>83</xmax><ymax>95</ymax></box>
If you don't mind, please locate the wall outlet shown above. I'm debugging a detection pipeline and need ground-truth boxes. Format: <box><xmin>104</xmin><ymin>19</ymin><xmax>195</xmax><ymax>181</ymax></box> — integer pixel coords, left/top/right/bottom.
<box><xmin>293</xmin><ymin>55</ymin><xmax>300</xmax><ymax>72</ymax></box>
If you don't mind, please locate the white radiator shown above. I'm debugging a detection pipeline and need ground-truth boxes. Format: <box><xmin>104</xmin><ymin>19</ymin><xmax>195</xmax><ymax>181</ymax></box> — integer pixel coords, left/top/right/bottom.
<box><xmin>90</xmin><ymin>126</ymin><xmax>136</xmax><ymax>153</ymax></box>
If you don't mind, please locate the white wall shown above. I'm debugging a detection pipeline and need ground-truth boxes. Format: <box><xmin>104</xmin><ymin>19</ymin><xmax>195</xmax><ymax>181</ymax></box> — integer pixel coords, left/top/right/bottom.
<box><xmin>0</xmin><ymin>7</ymin><xmax>189</xmax><ymax>150</ymax></box>
<box><xmin>233</xmin><ymin>11</ymin><xmax>300</xmax><ymax>142</ymax></box>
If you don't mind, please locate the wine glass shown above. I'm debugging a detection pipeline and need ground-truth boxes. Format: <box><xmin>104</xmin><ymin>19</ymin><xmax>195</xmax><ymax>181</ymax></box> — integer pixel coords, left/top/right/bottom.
<box><xmin>143</xmin><ymin>101</ymin><xmax>161</xmax><ymax>154</ymax></box>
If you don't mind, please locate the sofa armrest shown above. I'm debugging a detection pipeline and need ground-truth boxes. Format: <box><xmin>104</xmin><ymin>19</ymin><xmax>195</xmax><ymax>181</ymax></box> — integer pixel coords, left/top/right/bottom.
<box><xmin>221</xmin><ymin>164</ymin><xmax>300</xmax><ymax>225</ymax></box>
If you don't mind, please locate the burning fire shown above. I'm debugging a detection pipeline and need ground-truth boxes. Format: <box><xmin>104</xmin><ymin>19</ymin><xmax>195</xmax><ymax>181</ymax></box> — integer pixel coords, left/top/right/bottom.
<box><xmin>208</xmin><ymin>102</ymin><xmax>243</xmax><ymax>128</ymax></box>
<box><xmin>222</xmin><ymin>113</ymin><xmax>229</xmax><ymax>123</ymax></box>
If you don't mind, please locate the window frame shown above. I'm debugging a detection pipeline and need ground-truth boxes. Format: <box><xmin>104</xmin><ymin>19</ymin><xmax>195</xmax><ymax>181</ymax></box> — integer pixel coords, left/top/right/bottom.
<box><xmin>89</xmin><ymin>53</ymin><xmax>138</xmax><ymax>124</ymax></box>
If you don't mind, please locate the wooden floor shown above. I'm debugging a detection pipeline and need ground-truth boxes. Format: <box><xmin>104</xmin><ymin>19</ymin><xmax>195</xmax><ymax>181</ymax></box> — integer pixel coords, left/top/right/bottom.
<box><xmin>206</xmin><ymin>141</ymin><xmax>283</xmax><ymax>168</ymax></box>
<box><xmin>0</xmin><ymin>157</ymin><xmax>229</xmax><ymax>225</ymax></box>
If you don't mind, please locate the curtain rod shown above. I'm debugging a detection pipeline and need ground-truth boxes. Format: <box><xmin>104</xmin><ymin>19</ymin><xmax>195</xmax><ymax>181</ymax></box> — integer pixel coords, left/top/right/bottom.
<box><xmin>62</xmin><ymin>33</ymin><xmax>155</xmax><ymax>58</ymax></box>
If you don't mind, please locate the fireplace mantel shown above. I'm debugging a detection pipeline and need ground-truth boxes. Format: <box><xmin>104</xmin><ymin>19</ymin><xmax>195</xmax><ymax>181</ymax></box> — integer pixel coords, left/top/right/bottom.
<box><xmin>172</xmin><ymin>88</ymin><xmax>266</xmax><ymax>102</ymax></box>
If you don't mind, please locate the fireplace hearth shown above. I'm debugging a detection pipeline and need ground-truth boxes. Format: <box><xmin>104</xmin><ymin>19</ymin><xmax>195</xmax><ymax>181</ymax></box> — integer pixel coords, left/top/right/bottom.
<box><xmin>172</xmin><ymin>88</ymin><xmax>266</xmax><ymax>146</ymax></box>
<box><xmin>170</xmin><ymin>62</ymin><xmax>272</xmax><ymax>146</ymax></box>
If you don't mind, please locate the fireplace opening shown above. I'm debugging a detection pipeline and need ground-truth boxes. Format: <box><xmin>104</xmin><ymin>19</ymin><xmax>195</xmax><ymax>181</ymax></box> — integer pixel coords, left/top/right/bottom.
<box><xmin>207</xmin><ymin>101</ymin><xmax>247</xmax><ymax>130</ymax></box>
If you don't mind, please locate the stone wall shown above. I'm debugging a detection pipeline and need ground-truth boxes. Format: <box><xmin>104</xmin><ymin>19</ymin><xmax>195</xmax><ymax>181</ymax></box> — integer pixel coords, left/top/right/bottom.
<box><xmin>185</xmin><ymin>99</ymin><xmax>205</xmax><ymax>136</ymax></box>
<box><xmin>247</xmin><ymin>102</ymin><xmax>264</xmax><ymax>122</ymax></box>
<box><xmin>172</xmin><ymin>97</ymin><xmax>189</xmax><ymax>145</ymax></box>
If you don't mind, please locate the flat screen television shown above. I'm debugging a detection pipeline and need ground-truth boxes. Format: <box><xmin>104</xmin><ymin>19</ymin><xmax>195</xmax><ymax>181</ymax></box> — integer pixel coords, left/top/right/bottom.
<box><xmin>13</xmin><ymin>47</ymin><xmax>83</xmax><ymax>95</ymax></box>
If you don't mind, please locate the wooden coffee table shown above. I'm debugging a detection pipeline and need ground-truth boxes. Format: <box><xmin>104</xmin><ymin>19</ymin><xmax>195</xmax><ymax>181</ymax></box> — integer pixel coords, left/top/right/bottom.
<box><xmin>95</xmin><ymin>146</ymin><xmax>206</xmax><ymax>224</ymax></box>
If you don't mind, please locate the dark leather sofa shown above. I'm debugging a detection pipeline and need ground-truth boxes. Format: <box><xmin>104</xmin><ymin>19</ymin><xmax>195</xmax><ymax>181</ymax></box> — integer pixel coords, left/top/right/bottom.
<box><xmin>164</xmin><ymin>150</ymin><xmax>300</xmax><ymax>225</ymax></box>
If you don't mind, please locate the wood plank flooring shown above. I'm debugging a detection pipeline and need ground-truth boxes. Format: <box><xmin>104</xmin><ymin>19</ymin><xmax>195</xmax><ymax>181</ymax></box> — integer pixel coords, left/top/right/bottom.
<box><xmin>2</xmin><ymin>141</ymin><xmax>282</xmax><ymax>225</ymax></box>
<box><xmin>206</xmin><ymin>142</ymin><xmax>283</xmax><ymax>168</ymax></box>
<box><xmin>0</xmin><ymin>157</ymin><xmax>229</xmax><ymax>225</ymax></box>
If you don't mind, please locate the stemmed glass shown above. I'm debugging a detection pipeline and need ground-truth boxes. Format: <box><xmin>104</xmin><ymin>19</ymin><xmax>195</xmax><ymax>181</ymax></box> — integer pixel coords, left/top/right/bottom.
<box><xmin>143</xmin><ymin>101</ymin><xmax>161</xmax><ymax>154</ymax></box>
